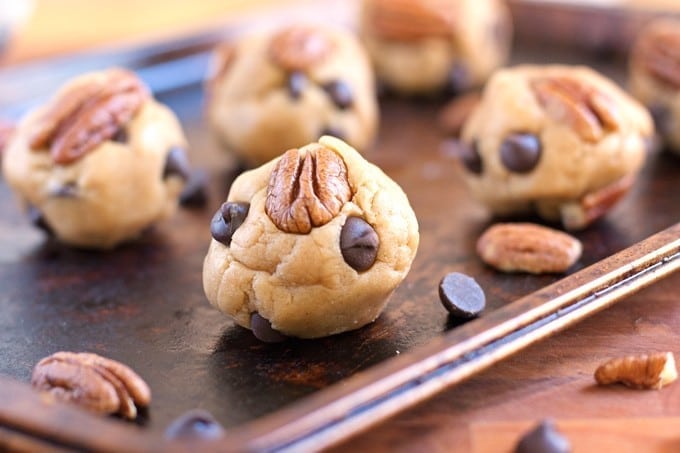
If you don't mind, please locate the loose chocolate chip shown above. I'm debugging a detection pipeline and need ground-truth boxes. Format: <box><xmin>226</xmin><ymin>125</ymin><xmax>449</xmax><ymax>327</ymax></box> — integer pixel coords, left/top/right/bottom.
<box><xmin>111</xmin><ymin>127</ymin><xmax>128</xmax><ymax>143</ymax></box>
<box><xmin>323</xmin><ymin>80</ymin><xmax>353</xmax><ymax>110</ymax></box>
<box><xmin>340</xmin><ymin>216</ymin><xmax>379</xmax><ymax>272</ymax></box>
<box><xmin>515</xmin><ymin>420</ymin><xmax>571</xmax><ymax>453</ymax></box>
<box><xmin>250</xmin><ymin>313</ymin><xmax>288</xmax><ymax>343</ymax></box>
<box><xmin>210</xmin><ymin>201</ymin><xmax>249</xmax><ymax>246</ymax></box>
<box><xmin>179</xmin><ymin>169</ymin><xmax>209</xmax><ymax>207</ymax></box>
<box><xmin>446</xmin><ymin>63</ymin><xmax>470</xmax><ymax>95</ymax></box>
<box><xmin>163</xmin><ymin>146</ymin><xmax>191</xmax><ymax>180</ymax></box>
<box><xmin>447</xmin><ymin>140</ymin><xmax>482</xmax><ymax>175</ymax></box>
<box><xmin>27</xmin><ymin>206</ymin><xmax>53</xmax><ymax>235</ymax></box>
<box><xmin>48</xmin><ymin>183</ymin><xmax>79</xmax><ymax>198</ymax></box>
<box><xmin>500</xmin><ymin>133</ymin><xmax>542</xmax><ymax>173</ymax></box>
<box><xmin>438</xmin><ymin>272</ymin><xmax>485</xmax><ymax>318</ymax></box>
<box><xmin>319</xmin><ymin>126</ymin><xmax>345</xmax><ymax>141</ymax></box>
<box><xmin>287</xmin><ymin>71</ymin><xmax>307</xmax><ymax>100</ymax></box>
<box><xmin>164</xmin><ymin>409</ymin><xmax>225</xmax><ymax>440</ymax></box>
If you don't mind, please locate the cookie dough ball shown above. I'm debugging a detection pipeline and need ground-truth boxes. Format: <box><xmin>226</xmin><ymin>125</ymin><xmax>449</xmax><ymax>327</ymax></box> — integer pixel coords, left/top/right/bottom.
<box><xmin>360</xmin><ymin>0</ymin><xmax>512</xmax><ymax>95</ymax></box>
<box><xmin>203</xmin><ymin>136</ymin><xmax>419</xmax><ymax>339</ymax></box>
<box><xmin>457</xmin><ymin>65</ymin><xmax>652</xmax><ymax>230</ymax></box>
<box><xmin>629</xmin><ymin>19</ymin><xmax>680</xmax><ymax>155</ymax></box>
<box><xmin>206</xmin><ymin>24</ymin><xmax>379</xmax><ymax>167</ymax></box>
<box><xmin>2</xmin><ymin>68</ymin><xmax>190</xmax><ymax>249</ymax></box>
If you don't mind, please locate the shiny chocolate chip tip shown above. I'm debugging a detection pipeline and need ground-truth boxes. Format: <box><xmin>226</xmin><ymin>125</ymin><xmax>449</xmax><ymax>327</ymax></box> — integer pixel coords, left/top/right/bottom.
<box><xmin>210</xmin><ymin>201</ymin><xmax>249</xmax><ymax>246</ymax></box>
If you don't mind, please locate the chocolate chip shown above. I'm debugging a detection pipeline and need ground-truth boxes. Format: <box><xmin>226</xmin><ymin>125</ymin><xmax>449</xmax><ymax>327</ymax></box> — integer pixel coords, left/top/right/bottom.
<box><xmin>446</xmin><ymin>63</ymin><xmax>470</xmax><ymax>95</ymax></box>
<box><xmin>164</xmin><ymin>409</ymin><xmax>225</xmax><ymax>440</ymax></box>
<box><xmin>163</xmin><ymin>146</ymin><xmax>191</xmax><ymax>180</ymax></box>
<box><xmin>250</xmin><ymin>313</ymin><xmax>288</xmax><ymax>343</ymax></box>
<box><xmin>210</xmin><ymin>201</ymin><xmax>249</xmax><ymax>246</ymax></box>
<box><xmin>48</xmin><ymin>183</ymin><xmax>79</xmax><ymax>198</ymax></box>
<box><xmin>648</xmin><ymin>103</ymin><xmax>672</xmax><ymax>139</ymax></box>
<box><xmin>446</xmin><ymin>140</ymin><xmax>482</xmax><ymax>175</ymax></box>
<box><xmin>323</xmin><ymin>80</ymin><xmax>353</xmax><ymax>109</ymax></box>
<box><xmin>111</xmin><ymin>128</ymin><xmax>128</xmax><ymax>144</ymax></box>
<box><xmin>179</xmin><ymin>169</ymin><xmax>209</xmax><ymax>207</ymax></box>
<box><xmin>500</xmin><ymin>133</ymin><xmax>542</xmax><ymax>173</ymax></box>
<box><xmin>515</xmin><ymin>420</ymin><xmax>571</xmax><ymax>453</ymax></box>
<box><xmin>287</xmin><ymin>71</ymin><xmax>307</xmax><ymax>100</ymax></box>
<box><xmin>27</xmin><ymin>206</ymin><xmax>53</xmax><ymax>236</ymax></box>
<box><xmin>340</xmin><ymin>216</ymin><xmax>379</xmax><ymax>272</ymax></box>
<box><xmin>438</xmin><ymin>272</ymin><xmax>485</xmax><ymax>318</ymax></box>
<box><xmin>319</xmin><ymin>126</ymin><xmax>345</xmax><ymax>141</ymax></box>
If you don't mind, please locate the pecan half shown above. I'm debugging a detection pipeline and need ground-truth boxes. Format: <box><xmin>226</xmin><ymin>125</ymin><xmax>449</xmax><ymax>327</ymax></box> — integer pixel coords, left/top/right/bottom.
<box><xmin>477</xmin><ymin>223</ymin><xmax>582</xmax><ymax>274</ymax></box>
<box><xmin>29</xmin><ymin>68</ymin><xmax>150</xmax><ymax>165</ymax></box>
<box><xmin>531</xmin><ymin>76</ymin><xmax>620</xmax><ymax>143</ymax></box>
<box><xmin>363</xmin><ymin>0</ymin><xmax>456</xmax><ymax>41</ymax></box>
<box><xmin>269</xmin><ymin>26</ymin><xmax>334</xmax><ymax>72</ymax></box>
<box><xmin>265</xmin><ymin>146</ymin><xmax>352</xmax><ymax>234</ymax></box>
<box><xmin>31</xmin><ymin>351</ymin><xmax>151</xmax><ymax>420</ymax></box>
<box><xmin>632</xmin><ymin>21</ymin><xmax>680</xmax><ymax>89</ymax></box>
<box><xmin>595</xmin><ymin>352</ymin><xmax>677</xmax><ymax>390</ymax></box>
<box><xmin>560</xmin><ymin>175</ymin><xmax>635</xmax><ymax>230</ymax></box>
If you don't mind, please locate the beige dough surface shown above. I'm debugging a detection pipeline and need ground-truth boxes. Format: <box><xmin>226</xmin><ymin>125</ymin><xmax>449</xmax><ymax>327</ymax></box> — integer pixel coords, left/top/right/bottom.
<box><xmin>460</xmin><ymin>65</ymin><xmax>652</xmax><ymax>228</ymax></box>
<box><xmin>360</xmin><ymin>0</ymin><xmax>512</xmax><ymax>94</ymax></box>
<box><xmin>2</xmin><ymin>71</ymin><xmax>188</xmax><ymax>249</ymax></box>
<box><xmin>207</xmin><ymin>25</ymin><xmax>378</xmax><ymax>167</ymax></box>
<box><xmin>203</xmin><ymin>136</ymin><xmax>419</xmax><ymax>339</ymax></box>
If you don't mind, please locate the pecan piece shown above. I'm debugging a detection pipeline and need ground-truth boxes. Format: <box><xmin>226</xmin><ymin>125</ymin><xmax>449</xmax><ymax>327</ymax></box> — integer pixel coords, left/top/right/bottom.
<box><xmin>477</xmin><ymin>223</ymin><xmax>582</xmax><ymax>274</ymax></box>
<box><xmin>31</xmin><ymin>351</ymin><xmax>151</xmax><ymax>420</ymax></box>
<box><xmin>595</xmin><ymin>352</ymin><xmax>677</xmax><ymax>390</ymax></box>
<box><xmin>632</xmin><ymin>21</ymin><xmax>680</xmax><ymax>89</ymax></box>
<box><xmin>531</xmin><ymin>76</ymin><xmax>620</xmax><ymax>143</ymax></box>
<box><xmin>29</xmin><ymin>68</ymin><xmax>149</xmax><ymax>165</ymax></box>
<box><xmin>363</xmin><ymin>0</ymin><xmax>456</xmax><ymax>41</ymax></box>
<box><xmin>265</xmin><ymin>146</ymin><xmax>352</xmax><ymax>234</ymax></box>
<box><xmin>269</xmin><ymin>26</ymin><xmax>334</xmax><ymax>72</ymax></box>
<box><xmin>560</xmin><ymin>175</ymin><xmax>634</xmax><ymax>230</ymax></box>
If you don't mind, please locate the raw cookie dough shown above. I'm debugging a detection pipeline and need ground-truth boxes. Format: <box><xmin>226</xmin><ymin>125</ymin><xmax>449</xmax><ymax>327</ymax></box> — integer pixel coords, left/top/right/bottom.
<box><xmin>629</xmin><ymin>19</ymin><xmax>680</xmax><ymax>155</ymax></box>
<box><xmin>206</xmin><ymin>24</ymin><xmax>378</xmax><ymax>167</ymax></box>
<box><xmin>457</xmin><ymin>65</ymin><xmax>652</xmax><ymax>230</ymax></box>
<box><xmin>2</xmin><ymin>68</ymin><xmax>190</xmax><ymax>249</ymax></box>
<box><xmin>203</xmin><ymin>136</ymin><xmax>419</xmax><ymax>339</ymax></box>
<box><xmin>360</xmin><ymin>0</ymin><xmax>512</xmax><ymax>95</ymax></box>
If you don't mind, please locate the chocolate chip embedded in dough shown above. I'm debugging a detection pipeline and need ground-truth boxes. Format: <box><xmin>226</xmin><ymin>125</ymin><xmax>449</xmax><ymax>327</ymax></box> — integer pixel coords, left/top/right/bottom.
<box><xmin>438</xmin><ymin>272</ymin><xmax>486</xmax><ymax>318</ymax></box>
<box><xmin>322</xmin><ymin>80</ymin><xmax>353</xmax><ymax>109</ymax></box>
<box><xmin>48</xmin><ymin>182</ymin><xmax>79</xmax><ymax>198</ymax></box>
<box><xmin>179</xmin><ymin>169</ymin><xmax>209</xmax><ymax>207</ymax></box>
<box><xmin>446</xmin><ymin>63</ymin><xmax>470</xmax><ymax>95</ymax></box>
<box><xmin>287</xmin><ymin>71</ymin><xmax>307</xmax><ymax>100</ymax></box>
<box><xmin>340</xmin><ymin>216</ymin><xmax>379</xmax><ymax>272</ymax></box>
<box><xmin>515</xmin><ymin>419</ymin><xmax>571</xmax><ymax>453</ymax></box>
<box><xmin>163</xmin><ymin>146</ymin><xmax>191</xmax><ymax>180</ymax></box>
<box><xmin>164</xmin><ymin>409</ymin><xmax>225</xmax><ymax>440</ymax></box>
<box><xmin>250</xmin><ymin>313</ymin><xmax>288</xmax><ymax>343</ymax></box>
<box><xmin>27</xmin><ymin>206</ymin><xmax>53</xmax><ymax>235</ymax></box>
<box><xmin>500</xmin><ymin>133</ymin><xmax>542</xmax><ymax>173</ymax></box>
<box><xmin>210</xmin><ymin>202</ymin><xmax>249</xmax><ymax>246</ymax></box>
<box><xmin>447</xmin><ymin>140</ymin><xmax>482</xmax><ymax>175</ymax></box>
<box><xmin>111</xmin><ymin>128</ymin><xmax>128</xmax><ymax>144</ymax></box>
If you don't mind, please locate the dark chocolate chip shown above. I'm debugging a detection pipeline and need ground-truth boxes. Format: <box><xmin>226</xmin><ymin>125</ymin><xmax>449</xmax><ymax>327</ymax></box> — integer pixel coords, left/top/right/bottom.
<box><xmin>319</xmin><ymin>126</ymin><xmax>345</xmax><ymax>141</ymax></box>
<box><xmin>287</xmin><ymin>71</ymin><xmax>307</xmax><ymax>100</ymax></box>
<box><xmin>250</xmin><ymin>313</ymin><xmax>288</xmax><ymax>343</ymax></box>
<box><xmin>163</xmin><ymin>146</ymin><xmax>191</xmax><ymax>180</ymax></box>
<box><xmin>27</xmin><ymin>206</ymin><xmax>53</xmax><ymax>236</ymax></box>
<box><xmin>648</xmin><ymin>103</ymin><xmax>672</xmax><ymax>139</ymax></box>
<box><xmin>340</xmin><ymin>216</ymin><xmax>379</xmax><ymax>272</ymax></box>
<box><xmin>515</xmin><ymin>420</ymin><xmax>571</xmax><ymax>453</ymax></box>
<box><xmin>210</xmin><ymin>201</ymin><xmax>249</xmax><ymax>246</ymax></box>
<box><xmin>438</xmin><ymin>272</ymin><xmax>485</xmax><ymax>318</ymax></box>
<box><xmin>446</xmin><ymin>63</ymin><xmax>470</xmax><ymax>95</ymax></box>
<box><xmin>164</xmin><ymin>409</ymin><xmax>225</xmax><ymax>440</ymax></box>
<box><xmin>500</xmin><ymin>133</ymin><xmax>542</xmax><ymax>173</ymax></box>
<box><xmin>179</xmin><ymin>169</ymin><xmax>209</xmax><ymax>207</ymax></box>
<box><xmin>48</xmin><ymin>183</ymin><xmax>79</xmax><ymax>198</ymax></box>
<box><xmin>111</xmin><ymin>127</ymin><xmax>128</xmax><ymax>144</ymax></box>
<box><xmin>446</xmin><ymin>140</ymin><xmax>482</xmax><ymax>175</ymax></box>
<box><xmin>322</xmin><ymin>80</ymin><xmax>353</xmax><ymax>110</ymax></box>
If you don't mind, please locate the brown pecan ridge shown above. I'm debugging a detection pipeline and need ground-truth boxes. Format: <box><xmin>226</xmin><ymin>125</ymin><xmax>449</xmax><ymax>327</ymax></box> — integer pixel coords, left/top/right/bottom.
<box><xmin>29</xmin><ymin>68</ymin><xmax>150</xmax><ymax>165</ymax></box>
<box><xmin>633</xmin><ymin>21</ymin><xmax>680</xmax><ymax>90</ymax></box>
<box><xmin>31</xmin><ymin>351</ymin><xmax>151</xmax><ymax>420</ymax></box>
<box><xmin>269</xmin><ymin>26</ymin><xmax>334</xmax><ymax>71</ymax></box>
<box><xmin>363</xmin><ymin>0</ymin><xmax>456</xmax><ymax>41</ymax></box>
<box><xmin>476</xmin><ymin>223</ymin><xmax>582</xmax><ymax>274</ymax></box>
<box><xmin>560</xmin><ymin>175</ymin><xmax>634</xmax><ymax>230</ymax></box>
<box><xmin>265</xmin><ymin>146</ymin><xmax>352</xmax><ymax>234</ymax></box>
<box><xmin>531</xmin><ymin>76</ymin><xmax>620</xmax><ymax>143</ymax></box>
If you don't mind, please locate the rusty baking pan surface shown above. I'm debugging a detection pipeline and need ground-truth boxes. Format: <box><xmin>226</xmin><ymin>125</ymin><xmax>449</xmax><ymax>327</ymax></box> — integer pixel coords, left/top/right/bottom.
<box><xmin>0</xmin><ymin>2</ymin><xmax>679</xmax><ymax>451</ymax></box>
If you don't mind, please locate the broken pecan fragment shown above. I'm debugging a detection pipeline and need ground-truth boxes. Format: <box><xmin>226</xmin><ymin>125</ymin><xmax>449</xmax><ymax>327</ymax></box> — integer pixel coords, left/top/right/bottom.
<box><xmin>31</xmin><ymin>351</ymin><xmax>151</xmax><ymax>420</ymax></box>
<box><xmin>560</xmin><ymin>175</ymin><xmax>634</xmax><ymax>231</ymax></box>
<box><xmin>531</xmin><ymin>76</ymin><xmax>620</xmax><ymax>143</ymax></box>
<box><xmin>28</xmin><ymin>68</ymin><xmax>150</xmax><ymax>165</ymax></box>
<box><xmin>363</xmin><ymin>0</ymin><xmax>456</xmax><ymax>41</ymax></box>
<box><xmin>632</xmin><ymin>21</ymin><xmax>680</xmax><ymax>90</ymax></box>
<box><xmin>595</xmin><ymin>352</ymin><xmax>677</xmax><ymax>390</ymax></box>
<box><xmin>265</xmin><ymin>146</ymin><xmax>352</xmax><ymax>234</ymax></box>
<box><xmin>269</xmin><ymin>26</ymin><xmax>334</xmax><ymax>71</ymax></box>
